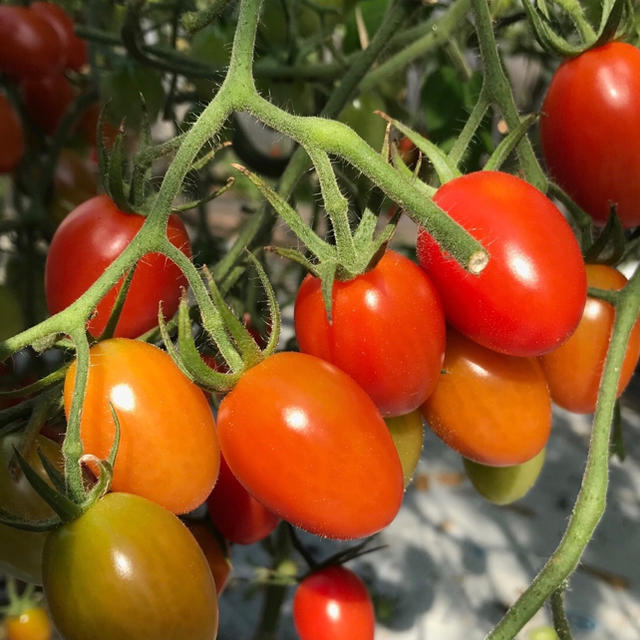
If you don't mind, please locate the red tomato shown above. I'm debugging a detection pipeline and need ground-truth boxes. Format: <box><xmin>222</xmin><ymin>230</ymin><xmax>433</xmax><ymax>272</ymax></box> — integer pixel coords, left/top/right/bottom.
<box><xmin>0</xmin><ymin>95</ymin><xmax>24</xmax><ymax>173</ymax></box>
<box><xmin>187</xmin><ymin>520</ymin><xmax>232</xmax><ymax>594</ymax></box>
<box><xmin>0</xmin><ymin>6</ymin><xmax>64</xmax><ymax>78</ymax></box>
<box><xmin>30</xmin><ymin>2</ymin><xmax>87</xmax><ymax>71</ymax></box>
<box><xmin>540</xmin><ymin>42</ymin><xmax>640</xmax><ymax>227</ymax></box>
<box><xmin>293</xmin><ymin>565</ymin><xmax>375</xmax><ymax>640</ymax></box>
<box><xmin>217</xmin><ymin>352</ymin><xmax>404</xmax><ymax>539</ymax></box>
<box><xmin>295</xmin><ymin>250</ymin><xmax>445</xmax><ymax>416</ymax></box>
<box><xmin>50</xmin><ymin>148</ymin><xmax>98</xmax><ymax>225</ymax></box>
<box><xmin>4</xmin><ymin>606</ymin><xmax>52</xmax><ymax>640</ymax></box>
<box><xmin>45</xmin><ymin>195</ymin><xmax>192</xmax><ymax>338</ymax></box>
<box><xmin>63</xmin><ymin>338</ymin><xmax>220</xmax><ymax>514</ymax></box>
<box><xmin>206</xmin><ymin>454</ymin><xmax>280</xmax><ymax>544</ymax></box>
<box><xmin>540</xmin><ymin>264</ymin><xmax>640</xmax><ymax>413</ymax></box>
<box><xmin>417</xmin><ymin>171</ymin><xmax>587</xmax><ymax>356</ymax></box>
<box><xmin>21</xmin><ymin>72</ymin><xmax>74</xmax><ymax>135</ymax></box>
<box><xmin>421</xmin><ymin>330</ymin><xmax>551</xmax><ymax>466</ymax></box>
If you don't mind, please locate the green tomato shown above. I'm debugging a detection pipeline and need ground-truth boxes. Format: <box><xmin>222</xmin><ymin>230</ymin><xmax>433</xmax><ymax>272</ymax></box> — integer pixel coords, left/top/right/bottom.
<box><xmin>0</xmin><ymin>433</ymin><xmax>62</xmax><ymax>585</ymax></box>
<box><xmin>385</xmin><ymin>410</ymin><xmax>424</xmax><ymax>487</ymax></box>
<box><xmin>463</xmin><ymin>448</ymin><xmax>546</xmax><ymax>505</ymax></box>
<box><xmin>0</xmin><ymin>285</ymin><xmax>23</xmax><ymax>342</ymax></box>
<box><xmin>529</xmin><ymin>625</ymin><xmax>559</xmax><ymax>640</ymax></box>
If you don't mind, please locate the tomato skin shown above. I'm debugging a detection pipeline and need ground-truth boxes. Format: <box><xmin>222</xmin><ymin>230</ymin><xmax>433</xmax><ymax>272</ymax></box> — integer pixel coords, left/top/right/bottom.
<box><xmin>0</xmin><ymin>434</ymin><xmax>62</xmax><ymax>585</ymax></box>
<box><xmin>0</xmin><ymin>95</ymin><xmax>24</xmax><ymax>173</ymax></box>
<box><xmin>417</xmin><ymin>171</ymin><xmax>587</xmax><ymax>356</ymax></box>
<box><xmin>45</xmin><ymin>195</ymin><xmax>192</xmax><ymax>338</ymax></box>
<box><xmin>21</xmin><ymin>73</ymin><xmax>74</xmax><ymax>135</ymax></box>
<box><xmin>385</xmin><ymin>410</ymin><xmax>424</xmax><ymax>487</ymax></box>
<box><xmin>293</xmin><ymin>565</ymin><xmax>375</xmax><ymax>640</ymax></box>
<box><xmin>540</xmin><ymin>42</ymin><xmax>640</xmax><ymax>228</ymax></box>
<box><xmin>206</xmin><ymin>454</ymin><xmax>280</xmax><ymax>545</ymax></box>
<box><xmin>217</xmin><ymin>352</ymin><xmax>404</xmax><ymax>540</ymax></box>
<box><xmin>0</xmin><ymin>7</ymin><xmax>64</xmax><ymax>78</ymax></box>
<box><xmin>49</xmin><ymin>149</ymin><xmax>98</xmax><ymax>225</ymax></box>
<box><xmin>295</xmin><ymin>250</ymin><xmax>446</xmax><ymax>416</ymax></box>
<box><xmin>421</xmin><ymin>330</ymin><xmax>551</xmax><ymax>466</ymax></box>
<box><xmin>42</xmin><ymin>492</ymin><xmax>218</xmax><ymax>640</ymax></box>
<box><xmin>63</xmin><ymin>339</ymin><xmax>219</xmax><ymax>514</ymax></box>
<box><xmin>4</xmin><ymin>606</ymin><xmax>52</xmax><ymax>640</ymax></box>
<box><xmin>187</xmin><ymin>520</ymin><xmax>232</xmax><ymax>595</ymax></box>
<box><xmin>540</xmin><ymin>265</ymin><xmax>640</xmax><ymax>413</ymax></box>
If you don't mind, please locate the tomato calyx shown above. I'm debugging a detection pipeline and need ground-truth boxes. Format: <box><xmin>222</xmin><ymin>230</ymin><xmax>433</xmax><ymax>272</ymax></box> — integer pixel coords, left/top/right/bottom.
<box><xmin>0</xmin><ymin>577</ymin><xmax>46</xmax><ymax>620</ymax></box>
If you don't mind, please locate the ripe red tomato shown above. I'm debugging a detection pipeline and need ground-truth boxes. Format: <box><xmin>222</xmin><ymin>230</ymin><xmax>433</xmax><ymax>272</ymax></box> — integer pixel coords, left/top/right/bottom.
<box><xmin>49</xmin><ymin>149</ymin><xmax>98</xmax><ymax>225</ymax></box>
<box><xmin>206</xmin><ymin>454</ymin><xmax>280</xmax><ymax>544</ymax></box>
<box><xmin>21</xmin><ymin>72</ymin><xmax>74</xmax><ymax>135</ymax></box>
<box><xmin>187</xmin><ymin>520</ymin><xmax>232</xmax><ymax>594</ymax></box>
<box><xmin>295</xmin><ymin>250</ymin><xmax>445</xmax><ymax>416</ymax></box>
<box><xmin>417</xmin><ymin>171</ymin><xmax>586</xmax><ymax>357</ymax></box>
<box><xmin>540</xmin><ymin>42</ymin><xmax>640</xmax><ymax>228</ymax></box>
<box><xmin>217</xmin><ymin>352</ymin><xmax>404</xmax><ymax>539</ymax></box>
<box><xmin>293</xmin><ymin>565</ymin><xmax>375</xmax><ymax>640</ymax></box>
<box><xmin>63</xmin><ymin>338</ymin><xmax>219</xmax><ymax>514</ymax></box>
<box><xmin>421</xmin><ymin>330</ymin><xmax>551</xmax><ymax>466</ymax></box>
<box><xmin>42</xmin><ymin>492</ymin><xmax>219</xmax><ymax>640</ymax></box>
<box><xmin>45</xmin><ymin>195</ymin><xmax>192</xmax><ymax>338</ymax></box>
<box><xmin>30</xmin><ymin>2</ymin><xmax>87</xmax><ymax>71</ymax></box>
<box><xmin>540</xmin><ymin>264</ymin><xmax>640</xmax><ymax>413</ymax></box>
<box><xmin>4</xmin><ymin>606</ymin><xmax>52</xmax><ymax>640</ymax></box>
<box><xmin>0</xmin><ymin>95</ymin><xmax>24</xmax><ymax>173</ymax></box>
<box><xmin>0</xmin><ymin>6</ymin><xmax>65</xmax><ymax>78</ymax></box>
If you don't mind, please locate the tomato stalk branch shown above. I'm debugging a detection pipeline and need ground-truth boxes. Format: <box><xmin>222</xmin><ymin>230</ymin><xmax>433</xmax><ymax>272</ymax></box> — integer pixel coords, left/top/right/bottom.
<box><xmin>550</xmin><ymin>585</ymin><xmax>574</xmax><ymax>639</ymax></box>
<box><xmin>486</xmin><ymin>262</ymin><xmax>640</xmax><ymax>639</ymax></box>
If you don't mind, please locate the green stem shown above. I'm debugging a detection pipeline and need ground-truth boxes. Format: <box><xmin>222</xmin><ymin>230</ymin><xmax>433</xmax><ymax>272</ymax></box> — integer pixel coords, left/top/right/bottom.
<box><xmin>550</xmin><ymin>586</ymin><xmax>574</xmax><ymax>640</ymax></box>
<box><xmin>486</xmin><ymin>263</ymin><xmax>640</xmax><ymax>639</ymax></box>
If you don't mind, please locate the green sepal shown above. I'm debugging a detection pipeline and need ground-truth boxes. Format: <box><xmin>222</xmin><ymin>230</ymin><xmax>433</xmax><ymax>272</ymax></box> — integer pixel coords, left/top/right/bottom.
<box><xmin>0</xmin><ymin>507</ymin><xmax>60</xmax><ymax>532</ymax></box>
<box><xmin>610</xmin><ymin>401</ymin><xmax>626</xmax><ymax>461</ymax></box>
<box><xmin>267</xmin><ymin>246</ymin><xmax>321</xmax><ymax>277</ymax></box>
<box><xmin>172</xmin><ymin>177</ymin><xmax>235</xmax><ymax>213</ymax></box>
<box><xmin>106</xmin><ymin>128</ymin><xmax>134</xmax><ymax>214</ymax></box>
<box><xmin>594</xmin><ymin>0</ymin><xmax>633</xmax><ymax>47</ymax></box>
<box><xmin>37</xmin><ymin>447</ymin><xmax>67</xmax><ymax>496</ymax></box>
<box><xmin>158</xmin><ymin>301</ymin><xmax>199</xmax><ymax>381</ymax></box>
<box><xmin>106</xmin><ymin>401</ymin><xmax>122</xmax><ymax>471</ymax></box>
<box><xmin>97</xmin><ymin>265</ymin><xmax>138</xmax><ymax>341</ymax></box>
<box><xmin>522</xmin><ymin>1</ymin><xmax>586</xmax><ymax>57</ymax></box>
<box><xmin>317</xmin><ymin>260</ymin><xmax>338</xmax><ymax>324</ymax></box>
<box><xmin>81</xmin><ymin>457</ymin><xmax>113</xmax><ymax>508</ymax></box>
<box><xmin>12</xmin><ymin>447</ymin><xmax>84</xmax><ymax>522</ymax></box>
<box><xmin>96</xmin><ymin>102</ymin><xmax>111</xmax><ymax>187</ymax></box>
<box><xmin>584</xmin><ymin>205</ymin><xmax>625</xmax><ymax>265</ymax></box>
<box><xmin>352</xmin><ymin>209</ymin><xmax>379</xmax><ymax>248</ymax></box>
<box><xmin>483</xmin><ymin>113</ymin><xmax>539</xmax><ymax>172</ymax></box>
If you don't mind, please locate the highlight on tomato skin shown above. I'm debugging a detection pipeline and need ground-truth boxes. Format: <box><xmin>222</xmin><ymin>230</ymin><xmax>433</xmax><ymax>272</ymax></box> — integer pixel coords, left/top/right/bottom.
<box><xmin>421</xmin><ymin>330</ymin><xmax>551</xmax><ymax>467</ymax></box>
<box><xmin>417</xmin><ymin>171</ymin><xmax>587</xmax><ymax>357</ymax></box>
<box><xmin>63</xmin><ymin>338</ymin><xmax>220</xmax><ymax>515</ymax></box>
<box><xmin>217</xmin><ymin>351</ymin><xmax>404</xmax><ymax>540</ymax></box>
<box><xmin>539</xmin><ymin>264</ymin><xmax>640</xmax><ymax>414</ymax></box>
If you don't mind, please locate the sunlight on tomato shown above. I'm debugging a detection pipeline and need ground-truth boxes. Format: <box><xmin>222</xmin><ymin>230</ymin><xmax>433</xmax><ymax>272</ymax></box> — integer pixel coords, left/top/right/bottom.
<box><xmin>463</xmin><ymin>448</ymin><xmax>546</xmax><ymax>505</ymax></box>
<box><xmin>43</xmin><ymin>493</ymin><xmax>218</xmax><ymax>640</ymax></box>
<box><xmin>293</xmin><ymin>565</ymin><xmax>375</xmax><ymax>640</ymax></box>
<box><xmin>385</xmin><ymin>410</ymin><xmax>424</xmax><ymax>487</ymax></box>
<box><xmin>64</xmin><ymin>339</ymin><xmax>219</xmax><ymax>514</ymax></box>
<box><xmin>4</xmin><ymin>606</ymin><xmax>52</xmax><ymax>640</ymax></box>
<box><xmin>422</xmin><ymin>330</ymin><xmax>551</xmax><ymax>466</ymax></box>
<box><xmin>540</xmin><ymin>264</ymin><xmax>640</xmax><ymax>413</ymax></box>
<box><xmin>217</xmin><ymin>352</ymin><xmax>403</xmax><ymax>539</ymax></box>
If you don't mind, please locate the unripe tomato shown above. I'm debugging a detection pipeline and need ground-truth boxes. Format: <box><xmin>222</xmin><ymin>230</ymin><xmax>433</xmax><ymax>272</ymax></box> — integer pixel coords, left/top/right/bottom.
<box><xmin>540</xmin><ymin>264</ymin><xmax>640</xmax><ymax>413</ymax></box>
<box><xmin>42</xmin><ymin>493</ymin><xmax>219</xmax><ymax>640</ymax></box>
<box><xmin>417</xmin><ymin>171</ymin><xmax>587</xmax><ymax>357</ymax></box>
<box><xmin>463</xmin><ymin>448</ymin><xmax>546</xmax><ymax>505</ymax></box>
<box><xmin>45</xmin><ymin>195</ymin><xmax>192</xmax><ymax>338</ymax></box>
<box><xmin>217</xmin><ymin>352</ymin><xmax>404</xmax><ymax>539</ymax></box>
<box><xmin>4</xmin><ymin>606</ymin><xmax>52</xmax><ymax>640</ymax></box>
<box><xmin>295</xmin><ymin>250</ymin><xmax>446</xmax><ymax>417</ymax></box>
<box><xmin>385</xmin><ymin>410</ymin><xmax>424</xmax><ymax>487</ymax></box>
<box><xmin>64</xmin><ymin>339</ymin><xmax>219</xmax><ymax>514</ymax></box>
<box><xmin>293</xmin><ymin>565</ymin><xmax>375</xmax><ymax>640</ymax></box>
<box><xmin>0</xmin><ymin>95</ymin><xmax>24</xmax><ymax>173</ymax></box>
<box><xmin>540</xmin><ymin>42</ymin><xmax>640</xmax><ymax>227</ymax></box>
<box><xmin>422</xmin><ymin>330</ymin><xmax>551</xmax><ymax>466</ymax></box>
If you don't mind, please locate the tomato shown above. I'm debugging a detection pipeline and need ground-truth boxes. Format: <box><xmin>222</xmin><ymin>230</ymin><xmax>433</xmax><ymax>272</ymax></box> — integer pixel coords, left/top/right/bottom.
<box><xmin>0</xmin><ymin>95</ymin><xmax>24</xmax><ymax>173</ymax></box>
<box><xmin>30</xmin><ymin>2</ymin><xmax>87</xmax><ymax>71</ymax></box>
<box><xmin>540</xmin><ymin>264</ymin><xmax>640</xmax><ymax>413</ymax></box>
<box><xmin>0</xmin><ymin>6</ymin><xmax>65</xmax><ymax>78</ymax></box>
<box><xmin>21</xmin><ymin>72</ymin><xmax>74</xmax><ymax>135</ymax></box>
<box><xmin>63</xmin><ymin>338</ymin><xmax>219</xmax><ymax>514</ymax></box>
<box><xmin>339</xmin><ymin>93</ymin><xmax>387</xmax><ymax>152</ymax></box>
<box><xmin>206</xmin><ymin>454</ymin><xmax>280</xmax><ymax>545</ymax></box>
<box><xmin>49</xmin><ymin>149</ymin><xmax>98</xmax><ymax>225</ymax></box>
<box><xmin>45</xmin><ymin>195</ymin><xmax>192</xmax><ymax>338</ymax></box>
<box><xmin>42</xmin><ymin>492</ymin><xmax>218</xmax><ymax>640</ymax></box>
<box><xmin>463</xmin><ymin>448</ymin><xmax>546</xmax><ymax>505</ymax></box>
<box><xmin>78</xmin><ymin>103</ymin><xmax>118</xmax><ymax>152</ymax></box>
<box><xmin>540</xmin><ymin>42</ymin><xmax>640</xmax><ymax>227</ymax></box>
<box><xmin>187</xmin><ymin>520</ymin><xmax>232</xmax><ymax>595</ymax></box>
<box><xmin>0</xmin><ymin>433</ymin><xmax>62</xmax><ymax>585</ymax></box>
<box><xmin>0</xmin><ymin>285</ymin><xmax>24</xmax><ymax>342</ymax></box>
<box><xmin>421</xmin><ymin>330</ymin><xmax>551</xmax><ymax>466</ymax></box>
<box><xmin>385</xmin><ymin>410</ymin><xmax>424</xmax><ymax>487</ymax></box>
<box><xmin>217</xmin><ymin>352</ymin><xmax>403</xmax><ymax>539</ymax></box>
<box><xmin>417</xmin><ymin>171</ymin><xmax>587</xmax><ymax>357</ymax></box>
<box><xmin>4</xmin><ymin>606</ymin><xmax>52</xmax><ymax>640</ymax></box>
<box><xmin>295</xmin><ymin>250</ymin><xmax>445</xmax><ymax>416</ymax></box>
<box><xmin>293</xmin><ymin>565</ymin><xmax>375</xmax><ymax>640</ymax></box>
